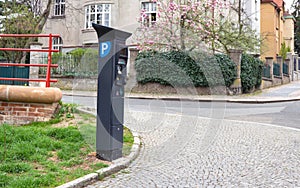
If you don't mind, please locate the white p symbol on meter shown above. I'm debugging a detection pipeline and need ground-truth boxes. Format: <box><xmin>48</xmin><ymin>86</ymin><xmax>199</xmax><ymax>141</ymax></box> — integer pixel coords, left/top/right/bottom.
<box><xmin>100</xmin><ymin>41</ymin><xmax>111</xmax><ymax>58</ymax></box>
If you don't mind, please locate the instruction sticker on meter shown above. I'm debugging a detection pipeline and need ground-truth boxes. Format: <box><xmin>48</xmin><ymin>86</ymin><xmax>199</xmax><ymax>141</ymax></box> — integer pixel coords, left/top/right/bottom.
<box><xmin>100</xmin><ymin>41</ymin><xmax>111</xmax><ymax>58</ymax></box>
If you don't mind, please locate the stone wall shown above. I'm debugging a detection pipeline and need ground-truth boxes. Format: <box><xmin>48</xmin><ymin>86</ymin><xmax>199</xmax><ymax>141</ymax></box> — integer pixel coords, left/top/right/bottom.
<box><xmin>131</xmin><ymin>83</ymin><xmax>227</xmax><ymax>95</ymax></box>
<box><xmin>283</xmin><ymin>75</ymin><xmax>290</xmax><ymax>84</ymax></box>
<box><xmin>261</xmin><ymin>79</ymin><xmax>273</xmax><ymax>89</ymax></box>
<box><xmin>261</xmin><ymin>56</ymin><xmax>293</xmax><ymax>89</ymax></box>
<box><xmin>273</xmin><ymin>77</ymin><xmax>283</xmax><ymax>86</ymax></box>
<box><xmin>0</xmin><ymin>85</ymin><xmax>62</xmax><ymax>125</ymax></box>
<box><xmin>261</xmin><ymin>75</ymin><xmax>291</xmax><ymax>89</ymax></box>
<box><xmin>228</xmin><ymin>49</ymin><xmax>242</xmax><ymax>95</ymax></box>
<box><xmin>50</xmin><ymin>77</ymin><xmax>97</xmax><ymax>91</ymax></box>
<box><xmin>0</xmin><ymin>102</ymin><xmax>59</xmax><ymax>125</ymax></box>
<box><xmin>29</xmin><ymin>43</ymin><xmax>42</xmax><ymax>87</ymax></box>
<box><xmin>294</xmin><ymin>71</ymin><xmax>300</xmax><ymax>81</ymax></box>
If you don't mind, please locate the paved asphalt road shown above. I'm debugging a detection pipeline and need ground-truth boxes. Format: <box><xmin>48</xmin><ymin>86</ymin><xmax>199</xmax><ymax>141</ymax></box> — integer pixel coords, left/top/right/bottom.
<box><xmin>62</xmin><ymin>96</ymin><xmax>300</xmax><ymax>129</ymax></box>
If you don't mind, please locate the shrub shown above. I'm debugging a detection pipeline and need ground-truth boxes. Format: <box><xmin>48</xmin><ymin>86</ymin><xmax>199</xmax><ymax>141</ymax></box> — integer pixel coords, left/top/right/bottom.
<box><xmin>69</xmin><ymin>48</ymin><xmax>86</xmax><ymax>59</ymax></box>
<box><xmin>75</xmin><ymin>48</ymin><xmax>98</xmax><ymax>77</ymax></box>
<box><xmin>135</xmin><ymin>51</ymin><xmax>191</xmax><ymax>86</ymax></box>
<box><xmin>135</xmin><ymin>50</ymin><xmax>237</xmax><ymax>87</ymax></box>
<box><xmin>214</xmin><ymin>54</ymin><xmax>237</xmax><ymax>87</ymax></box>
<box><xmin>241</xmin><ymin>54</ymin><xmax>263</xmax><ymax>93</ymax></box>
<box><xmin>48</xmin><ymin>48</ymin><xmax>98</xmax><ymax>77</ymax></box>
<box><xmin>279</xmin><ymin>43</ymin><xmax>291</xmax><ymax>60</ymax></box>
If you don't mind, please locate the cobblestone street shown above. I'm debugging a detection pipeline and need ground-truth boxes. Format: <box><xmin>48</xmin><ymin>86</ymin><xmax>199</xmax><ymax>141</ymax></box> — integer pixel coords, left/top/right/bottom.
<box><xmin>87</xmin><ymin>111</ymin><xmax>300</xmax><ymax>187</ymax></box>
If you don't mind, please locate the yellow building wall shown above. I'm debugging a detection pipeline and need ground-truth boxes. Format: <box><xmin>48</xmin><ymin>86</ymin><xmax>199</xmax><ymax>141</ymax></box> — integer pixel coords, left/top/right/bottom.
<box><xmin>260</xmin><ymin>3</ymin><xmax>283</xmax><ymax>60</ymax></box>
<box><xmin>279</xmin><ymin>8</ymin><xmax>284</xmax><ymax>57</ymax></box>
<box><xmin>283</xmin><ymin>17</ymin><xmax>295</xmax><ymax>53</ymax></box>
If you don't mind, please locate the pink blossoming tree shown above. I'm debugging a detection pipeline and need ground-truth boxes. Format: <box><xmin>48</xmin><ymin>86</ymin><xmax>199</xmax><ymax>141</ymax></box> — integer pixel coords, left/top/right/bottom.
<box><xmin>134</xmin><ymin>0</ymin><xmax>260</xmax><ymax>54</ymax></box>
<box><xmin>134</xmin><ymin>0</ymin><xmax>230</xmax><ymax>52</ymax></box>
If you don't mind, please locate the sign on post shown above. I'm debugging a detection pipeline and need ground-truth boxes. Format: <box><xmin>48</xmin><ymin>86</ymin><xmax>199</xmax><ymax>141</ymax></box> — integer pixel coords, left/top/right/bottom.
<box><xmin>100</xmin><ymin>41</ymin><xmax>111</xmax><ymax>58</ymax></box>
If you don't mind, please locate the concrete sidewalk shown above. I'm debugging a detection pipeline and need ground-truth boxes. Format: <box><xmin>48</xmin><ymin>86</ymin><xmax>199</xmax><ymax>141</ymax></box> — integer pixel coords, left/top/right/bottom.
<box><xmin>62</xmin><ymin>80</ymin><xmax>300</xmax><ymax>103</ymax></box>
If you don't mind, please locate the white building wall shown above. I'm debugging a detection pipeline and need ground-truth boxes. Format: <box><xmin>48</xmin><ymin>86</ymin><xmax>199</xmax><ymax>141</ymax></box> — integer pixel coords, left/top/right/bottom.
<box><xmin>40</xmin><ymin>0</ymin><xmax>141</xmax><ymax>50</ymax></box>
<box><xmin>40</xmin><ymin>0</ymin><xmax>83</xmax><ymax>51</ymax></box>
<box><xmin>117</xmin><ymin>0</ymin><xmax>140</xmax><ymax>33</ymax></box>
<box><xmin>243</xmin><ymin>0</ymin><xmax>260</xmax><ymax>36</ymax></box>
<box><xmin>40</xmin><ymin>0</ymin><xmax>260</xmax><ymax>51</ymax></box>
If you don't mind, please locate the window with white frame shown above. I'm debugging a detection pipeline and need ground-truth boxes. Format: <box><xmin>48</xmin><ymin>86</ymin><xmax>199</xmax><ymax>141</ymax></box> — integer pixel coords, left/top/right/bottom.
<box><xmin>53</xmin><ymin>37</ymin><xmax>63</xmax><ymax>52</ymax></box>
<box><xmin>85</xmin><ymin>4</ymin><xmax>111</xmax><ymax>29</ymax></box>
<box><xmin>54</xmin><ymin>0</ymin><xmax>65</xmax><ymax>16</ymax></box>
<box><xmin>141</xmin><ymin>2</ymin><xmax>157</xmax><ymax>26</ymax></box>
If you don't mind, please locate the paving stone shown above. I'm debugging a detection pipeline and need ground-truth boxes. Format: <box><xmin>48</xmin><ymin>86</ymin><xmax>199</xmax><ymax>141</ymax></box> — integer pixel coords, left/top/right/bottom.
<box><xmin>87</xmin><ymin>111</ymin><xmax>300</xmax><ymax>187</ymax></box>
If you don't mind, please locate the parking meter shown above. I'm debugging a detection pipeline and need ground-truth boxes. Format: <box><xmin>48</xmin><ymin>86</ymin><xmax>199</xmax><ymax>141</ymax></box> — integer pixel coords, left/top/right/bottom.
<box><xmin>92</xmin><ymin>23</ymin><xmax>131</xmax><ymax>161</ymax></box>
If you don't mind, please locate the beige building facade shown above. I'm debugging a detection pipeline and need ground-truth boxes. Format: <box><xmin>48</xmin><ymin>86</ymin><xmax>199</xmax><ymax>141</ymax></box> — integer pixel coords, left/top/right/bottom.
<box><xmin>40</xmin><ymin>0</ymin><xmax>143</xmax><ymax>52</ymax></box>
<box><xmin>260</xmin><ymin>0</ymin><xmax>295</xmax><ymax>60</ymax></box>
<box><xmin>283</xmin><ymin>12</ymin><xmax>295</xmax><ymax>53</ymax></box>
<box><xmin>40</xmin><ymin>0</ymin><xmax>262</xmax><ymax>54</ymax></box>
<box><xmin>39</xmin><ymin>1</ymin><xmax>295</xmax><ymax>59</ymax></box>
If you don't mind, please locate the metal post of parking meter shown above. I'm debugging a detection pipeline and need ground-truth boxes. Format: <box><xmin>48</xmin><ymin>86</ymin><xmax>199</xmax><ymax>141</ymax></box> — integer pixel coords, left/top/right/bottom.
<box><xmin>92</xmin><ymin>23</ymin><xmax>131</xmax><ymax>161</ymax></box>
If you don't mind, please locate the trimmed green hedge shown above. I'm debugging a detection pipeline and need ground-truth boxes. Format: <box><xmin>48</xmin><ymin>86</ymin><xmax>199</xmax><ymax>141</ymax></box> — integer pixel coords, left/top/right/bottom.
<box><xmin>241</xmin><ymin>54</ymin><xmax>263</xmax><ymax>93</ymax></box>
<box><xmin>135</xmin><ymin>51</ymin><xmax>237</xmax><ymax>87</ymax></box>
<box><xmin>49</xmin><ymin>48</ymin><xmax>98</xmax><ymax>77</ymax></box>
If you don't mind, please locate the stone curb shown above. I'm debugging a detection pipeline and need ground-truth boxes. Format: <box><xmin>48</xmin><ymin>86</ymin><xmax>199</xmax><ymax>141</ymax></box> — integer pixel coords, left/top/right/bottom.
<box><xmin>62</xmin><ymin>91</ymin><xmax>300</xmax><ymax>104</ymax></box>
<box><xmin>126</xmin><ymin>95</ymin><xmax>300</xmax><ymax>104</ymax></box>
<box><xmin>227</xmin><ymin>97</ymin><xmax>300</xmax><ymax>103</ymax></box>
<box><xmin>62</xmin><ymin>92</ymin><xmax>97</xmax><ymax>97</ymax></box>
<box><xmin>127</xmin><ymin>96</ymin><xmax>300</xmax><ymax>103</ymax></box>
<box><xmin>56</xmin><ymin>109</ymin><xmax>141</xmax><ymax>188</ymax></box>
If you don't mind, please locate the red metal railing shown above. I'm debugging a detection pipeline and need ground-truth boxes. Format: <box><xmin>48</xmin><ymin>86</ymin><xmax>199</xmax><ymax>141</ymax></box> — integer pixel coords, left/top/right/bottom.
<box><xmin>0</xmin><ymin>34</ymin><xmax>60</xmax><ymax>87</ymax></box>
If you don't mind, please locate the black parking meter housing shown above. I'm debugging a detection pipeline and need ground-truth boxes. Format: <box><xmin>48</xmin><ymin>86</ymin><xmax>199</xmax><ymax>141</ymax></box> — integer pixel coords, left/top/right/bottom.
<box><xmin>92</xmin><ymin>23</ymin><xmax>131</xmax><ymax>161</ymax></box>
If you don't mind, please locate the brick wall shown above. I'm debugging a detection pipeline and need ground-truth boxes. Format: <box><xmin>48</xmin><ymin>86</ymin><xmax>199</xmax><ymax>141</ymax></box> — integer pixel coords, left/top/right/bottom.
<box><xmin>0</xmin><ymin>101</ymin><xmax>59</xmax><ymax>125</ymax></box>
